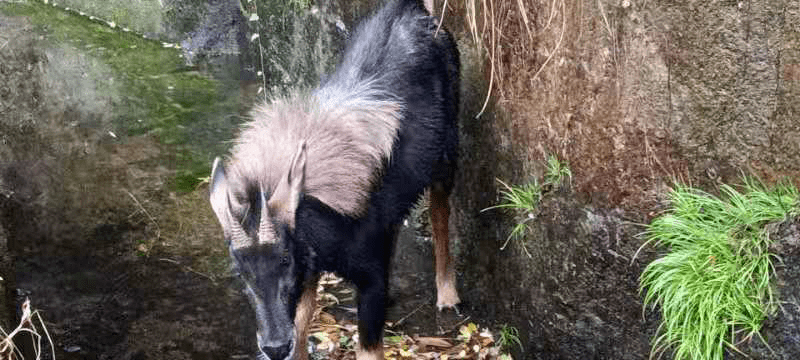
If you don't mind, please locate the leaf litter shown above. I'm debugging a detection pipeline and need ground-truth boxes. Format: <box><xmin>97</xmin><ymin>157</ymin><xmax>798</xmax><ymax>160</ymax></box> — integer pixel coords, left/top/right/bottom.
<box><xmin>308</xmin><ymin>274</ymin><xmax>513</xmax><ymax>359</ymax></box>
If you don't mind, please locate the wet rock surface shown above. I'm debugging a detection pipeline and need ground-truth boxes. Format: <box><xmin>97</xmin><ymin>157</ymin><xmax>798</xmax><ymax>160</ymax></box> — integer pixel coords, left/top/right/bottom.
<box><xmin>0</xmin><ymin>11</ymin><xmax>253</xmax><ymax>359</ymax></box>
<box><xmin>17</xmin><ymin>254</ymin><xmax>256</xmax><ymax>360</ymax></box>
<box><xmin>453</xmin><ymin>186</ymin><xmax>662</xmax><ymax>359</ymax></box>
<box><xmin>448</xmin><ymin>0</ymin><xmax>800</xmax><ymax>358</ymax></box>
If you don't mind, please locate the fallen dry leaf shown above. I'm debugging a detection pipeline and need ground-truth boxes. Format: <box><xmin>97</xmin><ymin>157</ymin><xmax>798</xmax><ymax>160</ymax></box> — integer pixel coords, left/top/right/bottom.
<box><xmin>414</xmin><ymin>336</ymin><xmax>452</xmax><ymax>349</ymax></box>
<box><xmin>306</xmin><ymin>274</ymin><xmax>514</xmax><ymax>359</ymax></box>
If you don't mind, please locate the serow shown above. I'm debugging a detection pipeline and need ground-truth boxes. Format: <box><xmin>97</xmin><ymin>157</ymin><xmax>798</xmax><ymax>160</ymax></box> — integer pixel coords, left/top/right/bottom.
<box><xmin>209</xmin><ymin>1</ymin><xmax>460</xmax><ymax>359</ymax></box>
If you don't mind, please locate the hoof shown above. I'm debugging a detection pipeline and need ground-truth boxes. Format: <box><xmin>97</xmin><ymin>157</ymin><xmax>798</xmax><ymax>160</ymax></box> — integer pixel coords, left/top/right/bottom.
<box><xmin>356</xmin><ymin>346</ymin><xmax>383</xmax><ymax>360</ymax></box>
<box><xmin>436</xmin><ymin>280</ymin><xmax>461</xmax><ymax>311</ymax></box>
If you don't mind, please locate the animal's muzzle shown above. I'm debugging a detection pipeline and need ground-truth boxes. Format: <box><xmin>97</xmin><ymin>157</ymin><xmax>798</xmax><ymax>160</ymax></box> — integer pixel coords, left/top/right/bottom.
<box><xmin>261</xmin><ymin>341</ymin><xmax>293</xmax><ymax>360</ymax></box>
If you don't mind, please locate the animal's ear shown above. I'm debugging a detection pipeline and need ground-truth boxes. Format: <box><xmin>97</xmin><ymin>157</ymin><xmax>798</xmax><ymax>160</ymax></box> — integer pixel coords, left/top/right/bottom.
<box><xmin>209</xmin><ymin>157</ymin><xmax>232</xmax><ymax>227</ymax></box>
<box><xmin>287</xmin><ymin>141</ymin><xmax>308</xmax><ymax>204</ymax></box>
<box><xmin>269</xmin><ymin>141</ymin><xmax>307</xmax><ymax>228</ymax></box>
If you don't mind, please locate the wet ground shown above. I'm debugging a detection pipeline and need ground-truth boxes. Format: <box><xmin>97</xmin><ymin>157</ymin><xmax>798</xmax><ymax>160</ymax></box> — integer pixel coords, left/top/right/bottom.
<box><xmin>17</xmin><ymin>253</ymin><xmax>256</xmax><ymax>359</ymax></box>
<box><xmin>14</xmin><ymin>213</ymin><xmax>465</xmax><ymax>359</ymax></box>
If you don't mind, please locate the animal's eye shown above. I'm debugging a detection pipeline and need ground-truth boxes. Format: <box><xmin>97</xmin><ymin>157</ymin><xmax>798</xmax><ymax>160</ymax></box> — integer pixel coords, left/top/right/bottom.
<box><xmin>281</xmin><ymin>250</ymin><xmax>290</xmax><ymax>264</ymax></box>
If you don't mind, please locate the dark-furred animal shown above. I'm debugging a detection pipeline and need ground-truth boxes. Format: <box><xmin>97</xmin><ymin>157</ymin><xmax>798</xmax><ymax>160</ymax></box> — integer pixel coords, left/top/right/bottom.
<box><xmin>209</xmin><ymin>1</ymin><xmax>460</xmax><ymax>359</ymax></box>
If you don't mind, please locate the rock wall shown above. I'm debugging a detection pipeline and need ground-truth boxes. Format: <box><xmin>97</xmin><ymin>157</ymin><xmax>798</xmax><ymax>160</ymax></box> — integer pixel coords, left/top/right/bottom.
<box><xmin>0</xmin><ymin>12</ymin><xmax>131</xmax><ymax>254</ymax></box>
<box><xmin>653</xmin><ymin>0</ymin><xmax>800</xmax><ymax>184</ymax></box>
<box><xmin>42</xmin><ymin>0</ymin><xmax>164</xmax><ymax>37</ymax></box>
<box><xmin>0</xmin><ymin>10</ymin><xmax>35</xmax><ymax>338</ymax></box>
<box><xmin>448</xmin><ymin>0</ymin><xmax>800</xmax><ymax>359</ymax></box>
<box><xmin>39</xmin><ymin>0</ymin><xmax>354</xmax><ymax>96</ymax></box>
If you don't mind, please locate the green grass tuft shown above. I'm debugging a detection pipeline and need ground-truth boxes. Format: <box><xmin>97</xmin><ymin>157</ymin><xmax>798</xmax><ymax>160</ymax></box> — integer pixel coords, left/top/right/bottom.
<box><xmin>639</xmin><ymin>178</ymin><xmax>799</xmax><ymax>360</ymax></box>
<box><xmin>485</xmin><ymin>178</ymin><xmax>542</xmax><ymax>213</ymax></box>
<box><xmin>483</xmin><ymin>155</ymin><xmax>571</xmax><ymax>258</ymax></box>
<box><xmin>497</xmin><ymin>324</ymin><xmax>523</xmax><ymax>353</ymax></box>
<box><xmin>544</xmin><ymin>154</ymin><xmax>572</xmax><ymax>187</ymax></box>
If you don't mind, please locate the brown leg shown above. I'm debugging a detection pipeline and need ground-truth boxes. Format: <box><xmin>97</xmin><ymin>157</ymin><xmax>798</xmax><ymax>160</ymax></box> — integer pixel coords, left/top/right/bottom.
<box><xmin>294</xmin><ymin>278</ymin><xmax>318</xmax><ymax>360</ymax></box>
<box><xmin>429</xmin><ymin>187</ymin><xmax>461</xmax><ymax>310</ymax></box>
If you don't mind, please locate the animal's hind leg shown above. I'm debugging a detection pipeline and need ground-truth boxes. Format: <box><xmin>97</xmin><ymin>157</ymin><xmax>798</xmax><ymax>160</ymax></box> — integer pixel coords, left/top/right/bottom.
<box><xmin>429</xmin><ymin>184</ymin><xmax>461</xmax><ymax>310</ymax></box>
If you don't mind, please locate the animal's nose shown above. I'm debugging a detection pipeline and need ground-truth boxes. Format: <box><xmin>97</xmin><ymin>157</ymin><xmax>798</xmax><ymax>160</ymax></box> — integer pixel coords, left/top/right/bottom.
<box><xmin>261</xmin><ymin>342</ymin><xmax>292</xmax><ymax>360</ymax></box>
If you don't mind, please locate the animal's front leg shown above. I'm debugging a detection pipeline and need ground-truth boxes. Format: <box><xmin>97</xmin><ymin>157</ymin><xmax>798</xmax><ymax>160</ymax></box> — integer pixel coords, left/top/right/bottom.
<box><xmin>293</xmin><ymin>277</ymin><xmax>318</xmax><ymax>360</ymax></box>
<box><xmin>355</xmin><ymin>278</ymin><xmax>386</xmax><ymax>360</ymax></box>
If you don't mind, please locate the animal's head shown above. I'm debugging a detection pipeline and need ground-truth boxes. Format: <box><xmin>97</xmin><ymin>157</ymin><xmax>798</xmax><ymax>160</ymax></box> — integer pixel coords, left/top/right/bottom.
<box><xmin>209</xmin><ymin>143</ymin><xmax>308</xmax><ymax>360</ymax></box>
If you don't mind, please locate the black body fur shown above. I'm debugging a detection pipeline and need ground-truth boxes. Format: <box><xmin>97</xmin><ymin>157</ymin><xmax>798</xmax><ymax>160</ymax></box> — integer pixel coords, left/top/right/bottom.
<box><xmin>297</xmin><ymin>0</ymin><xmax>459</xmax><ymax>348</ymax></box>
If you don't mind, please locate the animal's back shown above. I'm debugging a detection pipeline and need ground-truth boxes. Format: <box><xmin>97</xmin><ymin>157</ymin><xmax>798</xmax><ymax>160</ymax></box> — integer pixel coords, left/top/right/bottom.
<box><xmin>317</xmin><ymin>0</ymin><xmax>461</xmax><ymax>223</ymax></box>
<box><xmin>319</xmin><ymin>0</ymin><xmax>459</xmax><ymax>109</ymax></box>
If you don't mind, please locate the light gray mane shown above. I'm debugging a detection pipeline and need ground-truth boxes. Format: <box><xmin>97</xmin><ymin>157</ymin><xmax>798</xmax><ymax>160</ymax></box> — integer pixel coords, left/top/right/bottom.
<box><xmin>227</xmin><ymin>80</ymin><xmax>403</xmax><ymax>217</ymax></box>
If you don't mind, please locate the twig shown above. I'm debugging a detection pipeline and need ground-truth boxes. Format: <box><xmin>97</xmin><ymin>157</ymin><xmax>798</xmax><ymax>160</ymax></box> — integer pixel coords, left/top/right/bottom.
<box><xmin>126</xmin><ymin>190</ymin><xmax>161</xmax><ymax>239</ymax></box>
<box><xmin>159</xmin><ymin>258</ymin><xmax>218</xmax><ymax>284</ymax></box>
<box><xmin>466</xmin><ymin>0</ymin><xmax>479</xmax><ymax>44</ymax></box>
<box><xmin>519</xmin><ymin>237</ymin><xmax>533</xmax><ymax>259</ymax></box>
<box><xmin>597</xmin><ymin>0</ymin><xmax>619</xmax><ymax>86</ymax></box>
<box><xmin>452</xmin><ymin>315</ymin><xmax>472</xmax><ymax>329</ymax></box>
<box><xmin>392</xmin><ymin>302</ymin><xmax>426</xmax><ymax>328</ymax></box>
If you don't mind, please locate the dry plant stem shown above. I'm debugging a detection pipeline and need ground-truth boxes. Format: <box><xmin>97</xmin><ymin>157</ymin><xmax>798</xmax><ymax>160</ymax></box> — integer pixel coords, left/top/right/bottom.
<box><xmin>248</xmin><ymin>0</ymin><xmax>268</xmax><ymax>102</ymax></box>
<box><xmin>643</xmin><ymin>130</ymin><xmax>671</xmax><ymax>178</ymax></box>
<box><xmin>506</xmin><ymin>228</ymin><xmax>533</xmax><ymax>259</ymax></box>
<box><xmin>516</xmin><ymin>0</ymin><xmax>532</xmax><ymax>41</ymax></box>
<box><xmin>0</xmin><ymin>299</ymin><xmax>56</xmax><ymax>360</ymax></box>
<box><xmin>644</xmin><ymin>132</ymin><xmax>656</xmax><ymax>181</ymax></box>
<box><xmin>545</xmin><ymin>0</ymin><xmax>559</xmax><ymax>31</ymax></box>
<box><xmin>433</xmin><ymin>0</ymin><xmax>448</xmax><ymax>38</ymax></box>
<box><xmin>531</xmin><ymin>0</ymin><xmax>566</xmax><ymax>84</ymax></box>
<box><xmin>597</xmin><ymin>0</ymin><xmax>613</xmax><ymax>49</ymax></box>
<box><xmin>475</xmin><ymin>0</ymin><xmax>495</xmax><ymax>119</ymax></box>
<box><xmin>597</xmin><ymin>0</ymin><xmax>619</xmax><ymax>87</ymax></box>
<box><xmin>452</xmin><ymin>315</ymin><xmax>472</xmax><ymax>329</ymax></box>
<box><xmin>528</xmin><ymin>0</ymin><xmax>561</xmax><ymax>38</ymax></box>
<box><xmin>467</xmin><ymin>0</ymin><xmax>479</xmax><ymax>44</ymax></box>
